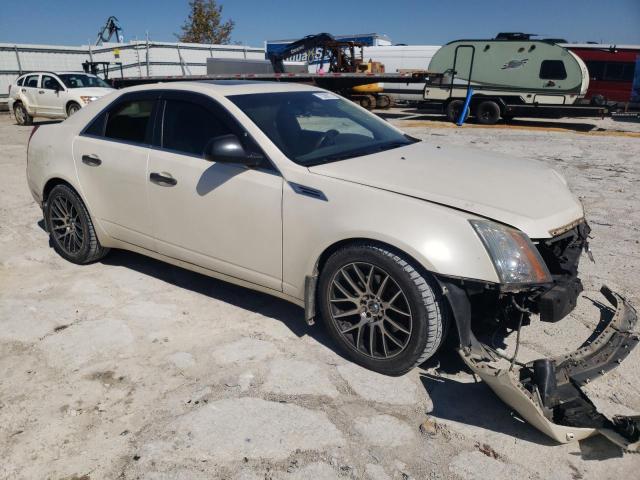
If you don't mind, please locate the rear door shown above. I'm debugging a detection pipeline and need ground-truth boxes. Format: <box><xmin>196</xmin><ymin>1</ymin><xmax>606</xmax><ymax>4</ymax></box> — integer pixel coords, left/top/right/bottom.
<box><xmin>147</xmin><ymin>91</ymin><xmax>283</xmax><ymax>290</ymax></box>
<box><xmin>38</xmin><ymin>74</ymin><xmax>66</xmax><ymax>116</ymax></box>
<box><xmin>21</xmin><ymin>74</ymin><xmax>41</xmax><ymax>112</ymax></box>
<box><xmin>72</xmin><ymin>92</ymin><xmax>158</xmax><ymax>249</ymax></box>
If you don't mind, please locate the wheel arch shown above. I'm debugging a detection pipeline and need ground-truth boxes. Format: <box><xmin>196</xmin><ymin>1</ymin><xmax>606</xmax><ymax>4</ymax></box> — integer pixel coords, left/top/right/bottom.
<box><xmin>65</xmin><ymin>100</ymin><xmax>81</xmax><ymax>114</ymax></box>
<box><xmin>43</xmin><ymin>177</ymin><xmax>78</xmax><ymax>203</ymax></box>
<box><xmin>304</xmin><ymin>236</ymin><xmax>441</xmax><ymax>325</ymax></box>
<box><xmin>470</xmin><ymin>95</ymin><xmax>507</xmax><ymax>114</ymax></box>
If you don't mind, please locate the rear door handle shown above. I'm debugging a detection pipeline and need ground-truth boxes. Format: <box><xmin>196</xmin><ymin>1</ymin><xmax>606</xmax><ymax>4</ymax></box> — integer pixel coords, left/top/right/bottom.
<box><xmin>38</xmin><ymin>90</ymin><xmax>45</xmax><ymax>94</ymax></box>
<box><xmin>150</xmin><ymin>172</ymin><xmax>177</xmax><ymax>187</ymax></box>
<box><xmin>81</xmin><ymin>154</ymin><xmax>102</xmax><ymax>166</ymax></box>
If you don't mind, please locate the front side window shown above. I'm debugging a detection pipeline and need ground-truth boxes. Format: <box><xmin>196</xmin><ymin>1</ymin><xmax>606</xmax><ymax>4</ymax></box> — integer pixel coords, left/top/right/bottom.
<box><xmin>104</xmin><ymin>100</ymin><xmax>155</xmax><ymax>144</ymax></box>
<box><xmin>41</xmin><ymin>75</ymin><xmax>63</xmax><ymax>91</ymax></box>
<box><xmin>539</xmin><ymin>60</ymin><xmax>567</xmax><ymax>80</ymax></box>
<box><xmin>58</xmin><ymin>74</ymin><xmax>111</xmax><ymax>89</ymax></box>
<box><xmin>162</xmin><ymin>100</ymin><xmax>231</xmax><ymax>156</ymax></box>
<box><xmin>24</xmin><ymin>74</ymin><xmax>39</xmax><ymax>88</ymax></box>
<box><xmin>229</xmin><ymin>91</ymin><xmax>415</xmax><ymax>166</ymax></box>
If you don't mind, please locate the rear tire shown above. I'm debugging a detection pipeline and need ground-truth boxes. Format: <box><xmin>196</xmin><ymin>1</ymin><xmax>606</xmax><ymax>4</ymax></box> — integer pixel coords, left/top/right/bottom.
<box><xmin>475</xmin><ymin>100</ymin><xmax>501</xmax><ymax>125</ymax></box>
<box><xmin>445</xmin><ymin>99</ymin><xmax>469</xmax><ymax>123</ymax></box>
<box><xmin>358</xmin><ymin>95</ymin><xmax>376</xmax><ymax>110</ymax></box>
<box><xmin>66</xmin><ymin>102</ymin><xmax>81</xmax><ymax>117</ymax></box>
<box><xmin>318</xmin><ymin>243</ymin><xmax>444</xmax><ymax>376</ymax></box>
<box><xmin>375</xmin><ymin>95</ymin><xmax>392</xmax><ymax>109</ymax></box>
<box><xmin>14</xmin><ymin>102</ymin><xmax>33</xmax><ymax>126</ymax></box>
<box><xmin>45</xmin><ymin>184</ymin><xmax>109</xmax><ymax>264</ymax></box>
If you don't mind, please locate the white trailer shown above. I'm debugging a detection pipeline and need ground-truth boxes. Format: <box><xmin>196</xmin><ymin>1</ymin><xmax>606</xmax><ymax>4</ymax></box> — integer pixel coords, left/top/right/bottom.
<box><xmin>362</xmin><ymin>45</ymin><xmax>441</xmax><ymax>103</ymax></box>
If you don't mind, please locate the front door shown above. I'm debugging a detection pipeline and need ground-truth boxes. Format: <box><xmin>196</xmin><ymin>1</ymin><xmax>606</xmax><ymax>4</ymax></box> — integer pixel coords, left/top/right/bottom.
<box><xmin>147</xmin><ymin>93</ymin><xmax>283</xmax><ymax>291</ymax></box>
<box><xmin>73</xmin><ymin>93</ymin><xmax>157</xmax><ymax>249</ymax></box>
<box><xmin>39</xmin><ymin>74</ymin><xmax>66</xmax><ymax>116</ymax></box>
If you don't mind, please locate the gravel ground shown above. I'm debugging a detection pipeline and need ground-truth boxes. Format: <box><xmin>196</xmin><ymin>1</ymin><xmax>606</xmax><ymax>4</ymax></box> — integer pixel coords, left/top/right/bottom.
<box><xmin>1</xmin><ymin>109</ymin><xmax>639</xmax><ymax>480</ymax></box>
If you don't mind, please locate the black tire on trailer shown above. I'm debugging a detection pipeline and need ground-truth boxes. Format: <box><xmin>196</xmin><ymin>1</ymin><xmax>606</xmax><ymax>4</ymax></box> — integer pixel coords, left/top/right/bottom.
<box><xmin>358</xmin><ymin>96</ymin><xmax>374</xmax><ymax>109</ymax></box>
<box><xmin>66</xmin><ymin>102</ymin><xmax>81</xmax><ymax>117</ymax></box>
<box><xmin>475</xmin><ymin>100</ymin><xmax>501</xmax><ymax>125</ymax></box>
<box><xmin>590</xmin><ymin>94</ymin><xmax>606</xmax><ymax>107</ymax></box>
<box><xmin>375</xmin><ymin>95</ymin><xmax>392</xmax><ymax>109</ymax></box>
<box><xmin>14</xmin><ymin>102</ymin><xmax>33</xmax><ymax>126</ymax></box>
<box><xmin>445</xmin><ymin>99</ymin><xmax>469</xmax><ymax>123</ymax></box>
<box><xmin>45</xmin><ymin>184</ymin><xmax>110</xmax><ymax>264</ymax></box>
<box><xmin>318</xmin><ymin>243</ymin><xmax>444</xmax><ymax>376</ymax></box>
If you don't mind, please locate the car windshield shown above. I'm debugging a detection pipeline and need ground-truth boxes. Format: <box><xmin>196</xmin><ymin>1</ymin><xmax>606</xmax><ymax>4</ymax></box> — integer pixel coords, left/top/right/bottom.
<box><xmin>228</xmin><ymin>91</ymin><xmax>417</xmax><ymax>166</ymax></box>
<box><xmin>58</xmin><ymin>74</ymin><xmax>111</xmax><ymax>89</ymax></box>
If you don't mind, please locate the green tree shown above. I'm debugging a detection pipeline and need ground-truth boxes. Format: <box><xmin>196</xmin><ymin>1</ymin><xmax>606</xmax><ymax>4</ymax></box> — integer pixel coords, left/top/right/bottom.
<box><xmin>178</xmin><ymin>0</ymin><xmax>235</xmax><ymax>44</ymax></box>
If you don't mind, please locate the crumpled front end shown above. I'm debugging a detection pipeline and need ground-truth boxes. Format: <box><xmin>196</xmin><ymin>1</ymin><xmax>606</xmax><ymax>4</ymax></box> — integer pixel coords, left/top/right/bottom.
<box><xmin>461</xmin><ymin>286</ymin><xmax>639</xmax><ymax>450</ymax></box>
<box><xmin>436</xmin><ymin>221</ymin><xmax>640</xmax><ymax>449</ymax></box>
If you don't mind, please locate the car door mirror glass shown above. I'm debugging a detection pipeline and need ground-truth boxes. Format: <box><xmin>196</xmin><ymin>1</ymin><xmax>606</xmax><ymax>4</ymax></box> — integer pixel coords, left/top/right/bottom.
<box><xmin>205</xmin><ymin>134</ymin><xmax>263</xmax><ymax>167</ymax></box>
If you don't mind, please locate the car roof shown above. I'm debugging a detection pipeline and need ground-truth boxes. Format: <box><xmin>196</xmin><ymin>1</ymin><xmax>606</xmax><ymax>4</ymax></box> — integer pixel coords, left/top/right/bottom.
<box><xmin>120</xmin><ymin>80</ymin><xmax>322</xmax><ymax>97</ymax></box>
<box><xmin>18</xmin><ymin>71</ymin><xmax>95</xmax><ymax>77</ymax></box>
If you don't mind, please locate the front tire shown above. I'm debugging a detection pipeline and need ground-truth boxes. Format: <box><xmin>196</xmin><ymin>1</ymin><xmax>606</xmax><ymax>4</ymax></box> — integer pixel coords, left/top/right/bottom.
<box><xmin>66</xmin><ymin>102</ymin><xmax>81</xmax><ymax>117</ymax></box>
<box><xmin>445</xmin><ymin>99</ymin><xmax>469</xmax><ymax>123</ymax></box>
<box><xmin>45</xmin><ymin>184</ymin><xmax>109</xmax><ymax>264</ymax></box>
<box><xmin>14</xmin><ymin>102</ymin><xmax>33</xmax><ymax>126</ymax></box>
<box><xmin>318</xmin><ymin>244</ymin><xmax>444</xmax><ymax>376</ymax></box>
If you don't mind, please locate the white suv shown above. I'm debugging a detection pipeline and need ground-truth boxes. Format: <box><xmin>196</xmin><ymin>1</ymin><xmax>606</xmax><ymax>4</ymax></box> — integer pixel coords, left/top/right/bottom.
<box><xmin>8</xmin><ymin>71</ymin><xmax>115</xmax><ymax>125</ymax></box>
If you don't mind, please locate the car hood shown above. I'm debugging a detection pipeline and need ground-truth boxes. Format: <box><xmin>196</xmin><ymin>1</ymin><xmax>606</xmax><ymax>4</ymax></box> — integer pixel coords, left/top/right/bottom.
<box><xmin>308</xmin><ymin>141</ymin><xmax>583</xmax><ymax>239</ymax></box>
<box><xmin>69</xmin><ymin>87</ymin><xmax>115</xmax><ymax>97</ymax></box>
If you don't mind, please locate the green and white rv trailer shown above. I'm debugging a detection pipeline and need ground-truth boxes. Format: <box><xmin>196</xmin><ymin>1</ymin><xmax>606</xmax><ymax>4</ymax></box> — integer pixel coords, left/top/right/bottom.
<box><xmin>423</xmin><ymin>38</ymin><xmax>605</xmax><ymax>124</ymax></box>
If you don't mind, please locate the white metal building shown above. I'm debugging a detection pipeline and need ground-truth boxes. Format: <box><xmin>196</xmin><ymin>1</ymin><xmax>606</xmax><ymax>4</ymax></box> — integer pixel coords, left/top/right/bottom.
<box><xmin>0</xmin><ymin>40</ymin><xmax>264</xmax><ymax>108</ymax></box>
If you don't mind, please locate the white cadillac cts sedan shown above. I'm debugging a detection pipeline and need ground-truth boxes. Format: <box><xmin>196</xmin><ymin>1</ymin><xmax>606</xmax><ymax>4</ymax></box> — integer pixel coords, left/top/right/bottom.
<box><xmin>26</xmin><ymin>81</ymin><xmax>639</xmax><ymax>445</ymax></box>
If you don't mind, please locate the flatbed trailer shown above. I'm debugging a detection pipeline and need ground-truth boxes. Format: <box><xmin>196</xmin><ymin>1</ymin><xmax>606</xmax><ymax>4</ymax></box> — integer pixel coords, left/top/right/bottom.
<box><xmin>109</xmin><ymin>72</ymin><xmax>439</xmax><ymax>109</ymax></box>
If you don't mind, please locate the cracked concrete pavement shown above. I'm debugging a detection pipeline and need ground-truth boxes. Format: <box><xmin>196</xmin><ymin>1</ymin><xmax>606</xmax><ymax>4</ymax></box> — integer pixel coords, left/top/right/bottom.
<box><xmin>1</xmin><ymin>111</ymin><xmax>639</xmax><ymax>479</ymax></box>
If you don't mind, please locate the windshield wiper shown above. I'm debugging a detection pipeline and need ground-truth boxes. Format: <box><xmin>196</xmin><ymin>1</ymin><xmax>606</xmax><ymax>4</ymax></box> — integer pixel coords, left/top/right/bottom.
<box><xmin>304</xmin><ymin>142</ymin><xmax>412</xmax><ymax>166</ymax></box>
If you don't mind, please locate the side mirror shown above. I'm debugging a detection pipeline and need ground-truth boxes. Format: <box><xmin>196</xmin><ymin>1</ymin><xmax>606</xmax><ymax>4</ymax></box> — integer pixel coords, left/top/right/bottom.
<box><xmin>205</xmin><ymin>134</ymin><xmax>263</xmax><ymax>167</ymax></box>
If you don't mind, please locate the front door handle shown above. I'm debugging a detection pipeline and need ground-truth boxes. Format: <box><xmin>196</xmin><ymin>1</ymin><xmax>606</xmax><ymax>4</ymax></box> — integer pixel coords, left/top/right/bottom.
<box><xmin>150</xmin><ymin>172</ymin><xmax>177</xmax><ymax>187</ymax></box>
<box><xmin>81</xmin><ymin>154</ymin><xmax>102</xmax><ymax>166</ymax></box>
<box><xmin>38</xmin><ymin>90</ymin><xmax>45</xmax><ymax>94</ymax></box>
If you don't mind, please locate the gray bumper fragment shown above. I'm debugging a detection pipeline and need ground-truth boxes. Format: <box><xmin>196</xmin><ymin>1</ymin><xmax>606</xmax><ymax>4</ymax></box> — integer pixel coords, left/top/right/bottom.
<box><xmin>459</xmin><ymin>286</ymin><xmax>639</xmax><ymax>450</ymax></box>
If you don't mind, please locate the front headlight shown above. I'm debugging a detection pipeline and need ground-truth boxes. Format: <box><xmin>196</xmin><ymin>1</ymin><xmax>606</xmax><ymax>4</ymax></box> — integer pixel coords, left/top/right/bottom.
<box><xmin>470</xmin><ymin>219</ymin><xmax>551</xmax><ymax>285</ymax></box>
<box><xmin>80</xmin><ymin>96</ymin><xmax>98</xmax><ymax>104</ymax></box>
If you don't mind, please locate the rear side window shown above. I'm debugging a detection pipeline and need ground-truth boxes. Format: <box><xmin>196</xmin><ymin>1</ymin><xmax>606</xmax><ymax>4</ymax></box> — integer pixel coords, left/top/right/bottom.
<box><xmin>104</xmin><ymin>100</ymin><xmax>155</xmax><ymax>144</ymax></box>
<box><xmin>84</xmin><ymin>112</ymin><xmax>106</xmax><ymax>137</ymax></box>
<box><xmin>16</xmin><ymin>77</ymin><xmax>24</xmax><ymax>86</ymax></box>
<box><xmin>24</xmin><ymin>74</ymin><xmax>39</xmax><ymax>88</ymax></box>
<box><xmin>162</xmin><ymin>99</ymin><xmax>231</xmax><ymax>156</ymax></box>
<box><xmin>539</xmin><ymin>60</ymin><xmax>567</xmax><ymax>80</ymax></box>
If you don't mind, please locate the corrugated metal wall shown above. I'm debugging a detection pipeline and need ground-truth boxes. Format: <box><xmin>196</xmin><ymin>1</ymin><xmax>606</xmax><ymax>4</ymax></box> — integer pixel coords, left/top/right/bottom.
<box><xmin>0</xmin><ymin>41</ymin><xmax>265</xmax><ymax>107</ymax></box>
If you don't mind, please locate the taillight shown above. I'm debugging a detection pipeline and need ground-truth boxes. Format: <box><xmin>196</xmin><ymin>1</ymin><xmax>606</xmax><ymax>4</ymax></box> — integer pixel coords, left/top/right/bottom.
<box><xmin>8</xmin><ymin>84</ymin><xmax>11</xmax><ymax>95</ymax></box>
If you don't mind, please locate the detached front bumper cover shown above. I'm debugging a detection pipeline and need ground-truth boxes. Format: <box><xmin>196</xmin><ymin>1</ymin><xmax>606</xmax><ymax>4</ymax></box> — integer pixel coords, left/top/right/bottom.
<box><xmin>459</xmin><ymin>286</ymin><xmax>640</xmax><ymax>450</ymax></box>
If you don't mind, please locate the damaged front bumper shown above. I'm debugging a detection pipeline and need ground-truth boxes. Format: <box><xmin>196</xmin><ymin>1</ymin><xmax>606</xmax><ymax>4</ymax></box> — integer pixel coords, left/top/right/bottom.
<box><xmin>458</xmin><ymin>286</ymin><xmax>640</xmax><ymax>449</ymax></box>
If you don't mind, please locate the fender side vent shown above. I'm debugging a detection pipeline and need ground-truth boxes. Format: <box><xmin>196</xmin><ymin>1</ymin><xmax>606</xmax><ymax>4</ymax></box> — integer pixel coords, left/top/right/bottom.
<box><xmin>289</xmin><ymin>182</ymin><xmax>328</xmax><ymax>201</ymax></box>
